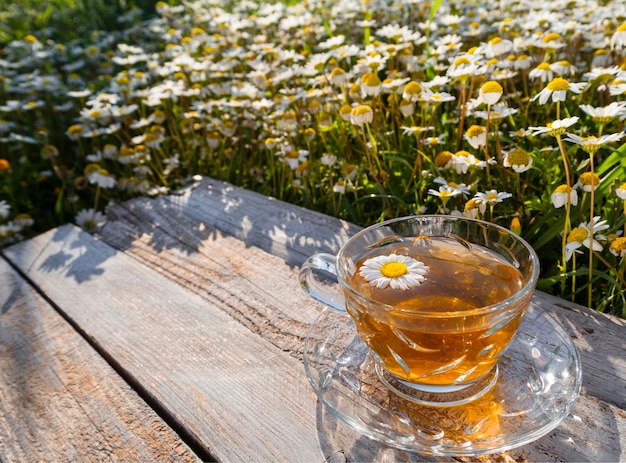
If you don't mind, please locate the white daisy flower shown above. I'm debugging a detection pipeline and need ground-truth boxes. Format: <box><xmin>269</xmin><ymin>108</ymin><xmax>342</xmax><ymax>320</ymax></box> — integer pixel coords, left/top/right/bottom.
<box><xmin>532</xmin><ymin>77</ymin><xmax>586</xmax><ymax>105</ymax></box>
<box><xmin>565</xmin><ymin>217</ymin><xmax>609</xmax><ymax>262</ymax></box>
<box><xmin>574</xmin><ymin>172</ymin><xmax>601</xmax><ymax>193</ymax></box>
<box><xmin>552</xmin><ymin>185</ymin><xmax>579</xmax><ymax>208</ymax></box>
<box><xmin>528</xmin><ymin>117</ymin><xmax>579</xmax><ymax>137</ymax></box>
<box><xmin>503</xmin><ymin>148</ymin><xmax>533</xmax><ymax>173</ymax></box>
<box><xmin>478</xmin><ymin>80</ymin><xmax>503</xmax><ymax>105</ymax></box>
<box><xmin>428</xmin><ymin>185</ymin><xmax>461</xmax><ymax>200</ymax></box>
<box><xmin>321</xmin><ymin>154</ymin><xmax>337</xmax><ymax>166</ymax></box>
<box><xmin>474</xmin><ymin>189</ymin><xmax>512</xmax><ymax>205</ymax></box>
<box><xmin>333</xmin><ymin>179</ymin><xmax>347</xmax><ymax>194</ymax></box>
<box><xmin>75</xmin><ymin>208</ymin><xmax>106</xmax><ymax>232</ymax></box>
<box><xmin>359</xmin><ymin>254</ymin><xmax>429</xmax><ymax>290</ymax></box>
<box><xmin>0</xmin><ymin>200</ymin><xmax>10</xmax><ymax>220</ymax></box>
<box><xmin>610</xmin><ymin>237</ymin><xmax>626</xmax><ymax>258</ymax></box>
<box><xmin>451</xmin><ymin>151</ymin><xmax>487</xmax><ymax>174</ymax></box>
<box><xmin>610</xmin><ymin>22</ymin><xmax>626</xmax><ymax>49</ymax></box>
<box><xmin>350</xmin><ymin>105</ymin><xmax>374</xmax><ymax>127</ymax></box>
<box><xmin>563</xmin><ymin>132</ymin><xmax>624</xmax><ymax>154</ymax></box>
<box><xmin>579</xmin><ymin>102</ymin><xmax>626</xmax><ymax>123</ymax></box>
<box><xmin>433</xmin><ymin>177</ymin><xmax>471</xmax><ymax>197</ymax></box>
<box><xmin>465</xmin><ymin>125</ymin><xmax>487</xmax><ymax>149</ymax></box>
<box><xmin>528</xmin><ymin>62</ymin><xmax>554</xmax><ymax>83</ymax></box>
<box><xmin>87</xmin><ymin>168</ymin><xmax>117</xmax><ymax>189</ymax></box>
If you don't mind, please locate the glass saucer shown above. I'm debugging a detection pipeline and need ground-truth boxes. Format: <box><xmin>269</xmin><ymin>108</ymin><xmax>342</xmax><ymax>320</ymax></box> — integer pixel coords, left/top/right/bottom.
<box><xmin>303</xmin><ymin>303</ymin><xmax>582</xmax><ymax>456</ymax></box>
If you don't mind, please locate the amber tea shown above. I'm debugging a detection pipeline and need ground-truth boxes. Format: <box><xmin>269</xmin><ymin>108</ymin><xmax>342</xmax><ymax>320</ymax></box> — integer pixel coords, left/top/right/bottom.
<box><xmin>345</xmin><ymin>235</ymin><xmax>527</xmax><ymax>387</ymax></box>
<box><xmin>300</xmin><ymin>215</ymin><xmax>539</xmax><ymax>398</ymax></box>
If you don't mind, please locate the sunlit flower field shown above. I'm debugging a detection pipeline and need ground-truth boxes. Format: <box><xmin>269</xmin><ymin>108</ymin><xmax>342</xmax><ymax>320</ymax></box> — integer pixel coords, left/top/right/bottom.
<box><xmin>1</xmin><ymin>0</ymin><xmax>626</xmax><ymax>317</ymax></box>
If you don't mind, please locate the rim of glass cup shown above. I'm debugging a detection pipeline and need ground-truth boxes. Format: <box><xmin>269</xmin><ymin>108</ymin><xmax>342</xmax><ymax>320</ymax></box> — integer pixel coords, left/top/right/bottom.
<box><xmin>334</xmin><ymin>215</ymin><xmax>540</xmax><ymax>318</ymax></box>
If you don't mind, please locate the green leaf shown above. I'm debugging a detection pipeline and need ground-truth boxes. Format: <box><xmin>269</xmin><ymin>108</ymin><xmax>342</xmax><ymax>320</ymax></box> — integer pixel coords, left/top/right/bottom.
<box><xmin>55</xmin><ymin>186</ymin><xmax>65</xmax><ymax>222</ymax></box>
<box><xmin>429</xmin><ymin>0</ymin><xmax>443</xmax><ymax>22</ymax></box>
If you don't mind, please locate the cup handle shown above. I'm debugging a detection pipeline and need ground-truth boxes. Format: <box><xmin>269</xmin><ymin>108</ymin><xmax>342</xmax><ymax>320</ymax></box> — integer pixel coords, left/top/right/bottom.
<box><xmin>299</xmin><ymin>253</ymin><xmax>347</xmax><ymax>313</ymax></box>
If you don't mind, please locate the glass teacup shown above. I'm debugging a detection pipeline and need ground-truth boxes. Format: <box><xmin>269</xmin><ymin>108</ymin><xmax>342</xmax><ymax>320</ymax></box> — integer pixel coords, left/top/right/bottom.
<box><xmin>300</xmin><ymin>215</ymin><xmax>540</xmax><ymax>405</ymax></box>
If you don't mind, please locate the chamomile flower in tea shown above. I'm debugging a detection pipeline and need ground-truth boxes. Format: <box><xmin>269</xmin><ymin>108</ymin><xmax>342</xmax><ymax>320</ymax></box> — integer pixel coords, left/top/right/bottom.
<box><xmin>359</xmin><ymin>254</ymin><xmax>429</xmax><ymax>290</ymax></box>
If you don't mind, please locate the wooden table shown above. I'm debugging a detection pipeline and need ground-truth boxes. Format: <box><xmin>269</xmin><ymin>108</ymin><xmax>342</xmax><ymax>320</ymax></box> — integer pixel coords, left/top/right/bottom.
<box><xmin>1</xmin><ymin>177</ymin><xmax>624</xmax><ymax>462</ymax></box>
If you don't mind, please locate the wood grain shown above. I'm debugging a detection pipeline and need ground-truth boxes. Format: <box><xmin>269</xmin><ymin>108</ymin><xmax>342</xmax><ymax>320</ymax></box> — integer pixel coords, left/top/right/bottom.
<box><xmin>2</xmin><ymin>225</ymin><xmax>325</xmax><ymax>462</ymax></box>
<box><xmin>0</xmin><ymin>257</ymin><xmax>199</xmax><ymax>463</ymax></box>
<box><xmin>95</xmin><ymin>177</ymin><xmax>625</xmax><ymax>462</ymax></box>
<box><xmin>3</xmin><ymin>176</ymin><xmax>625</xmax><ymax>462</ymax></box>
<box><xmin>101</xmin><ymin>178</ymin><xmax>626</xmax><ymax>408</ymax></box>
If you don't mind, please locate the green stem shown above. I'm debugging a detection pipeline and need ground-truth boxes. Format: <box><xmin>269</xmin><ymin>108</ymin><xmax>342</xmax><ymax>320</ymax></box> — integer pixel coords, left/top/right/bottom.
<box><xmin>556</xmin><ymin>134</ymin><xmax>572</xmax><ymax>292</ymax></box>
<box><xmin>588</xmin><ymin>151</ymin><xmax>596</xmax><ymax>308</ymax></box>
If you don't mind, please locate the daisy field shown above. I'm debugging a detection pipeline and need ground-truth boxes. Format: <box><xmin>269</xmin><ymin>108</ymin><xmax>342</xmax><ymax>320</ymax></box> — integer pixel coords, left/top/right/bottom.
<box><xmin>1</xmin><ymin>0</ymin><xmax>626</xmax><ymax>316</ymax></box>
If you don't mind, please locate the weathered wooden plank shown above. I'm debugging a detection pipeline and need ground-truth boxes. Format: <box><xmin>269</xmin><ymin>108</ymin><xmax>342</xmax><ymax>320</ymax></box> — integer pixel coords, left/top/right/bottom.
<box><xmin>102</xmin><ymin>177</ymin><xmax>626</xmax><ymax>409</ymax></box>
<box><xmin>0</xmin><ymin>257</ymin><xmax>200</xmax><ymax>463</ymax></box>
<box><xmin>2</xmin><ymin>225</ymin><xmax>330</xmax><ymax>462</ymax></box>
<box><xmin>91</xmin><ymin>177</ymin><xmax>625</xmax><ymax>461</ymax></box>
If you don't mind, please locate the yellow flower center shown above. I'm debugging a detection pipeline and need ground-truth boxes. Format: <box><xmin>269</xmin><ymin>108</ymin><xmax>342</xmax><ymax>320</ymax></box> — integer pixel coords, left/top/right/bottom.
<box><xmin>84</xmin><ymin>163</ymin><xmax>100</xmax><ymax>176</ymax></box>
<box><xmin>543</xmin><ymin>32</ymin><xmax>561</xmax><ymax>43</ymax></box>
<box><xmin>547</xmin><ymin>77</ymin><xmax>569</xmax><ymax>91</ymax></box>
<box><xmin>611</xmin><ymin>237</ymin><xmax>626</xmax><ymax>255</ymax></box>
<box><xmin>567</xmin><ymin>227</ymin><xmax>588</xmax><ymax>244</ymax></box>
<box><xmin>580</xmin><ymin>172</ymin><xmax>600</xmax><ymax>187</ymax></box>
<box><xmin>580</xmin><ymin>137</ymin><xmax>601</xmax><ymax>154</ymax></box>
<box><xmin>330</xmin><ymin>67</ymin><xmax>346</xmax><ymax>79</ymax></box>
<box><xmin>456</xmin><ymin>150</ymin><xmax>470</xmax><ymax>158</ymax></box>
<box><xmin>481</xmin><ymin>80</ymin><xmax>503</xmax><ymax>94</ymax></box>
<box><xmin>453</xmin><ymin>56</ymin><xmax>471</xmax><ymax>66</ymax></box>
<box><xmin>489</xmin><ymin>37</ymin><xmax>502</xmax><ymax>45</ymax></box>
<box><xmin>546</xmin><ymin>123</ymin><xmax>566</xmax><ymax>137</ymax></box>
<box><xmin>362</xmin><ymin>72</ymin><xmax>381</xmax><ymax>86</ymax></box>
<box><xmin>380</xmin><ymin>261</ymin><xmax>408</xmax><ymax>278</ymax></box>
<box><xmin>352</xmin><ymin>105</ymin><xmax>373</xmax><ymax>117</ymax></box>
<box><xmin>618</xmin><ymin>22</ymin><xmax>626</xmax><ymax>33</ymax></box>
<box><xmin>507</xmin><ymin>148</ymin><xmax>530</xmax><ymax>165</ymax></box>
<box><xmin>485</xmin><ymin>192</ymin><xmax>499</xmax><ymax>201</ymax></box>
<box><xmin>465</xmin><ymin>198</ymin><xmax>480</xmax><ymax>211</ymax></box>
<box><xmin>537</xmin><ymin>62</ymin><xmax>551</xmax><ymax>71</ymax></box>
<box><xmin>404</xmin><ymin>81</ymin><xmax>422</xmax><ymax>95</ymax></box>
<box><xmin>467</xmin><ymin>125</ymin><xmax>485</xmax><ymax>137</ymax></box>
<box><xmin>435</xmin><ymin>151</ymin><xmax>453</xmax><ymax>167</ymax></box>
<box><xmin>296</xmin><ymin>161</ymin><xmax>309</xmax><ymax>173</ymax></box>
<box><xmin>554</xmin><ymin>184</ymin><xmax>571</xmax><ymax>194</ymax></box>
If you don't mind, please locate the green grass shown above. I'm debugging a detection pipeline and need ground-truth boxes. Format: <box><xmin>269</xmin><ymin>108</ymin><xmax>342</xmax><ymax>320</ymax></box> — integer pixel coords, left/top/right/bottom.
<box><xmin>1</xmin><ymin>0</ymin><xmax>626</xmax><ymax>318</ymax></box>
